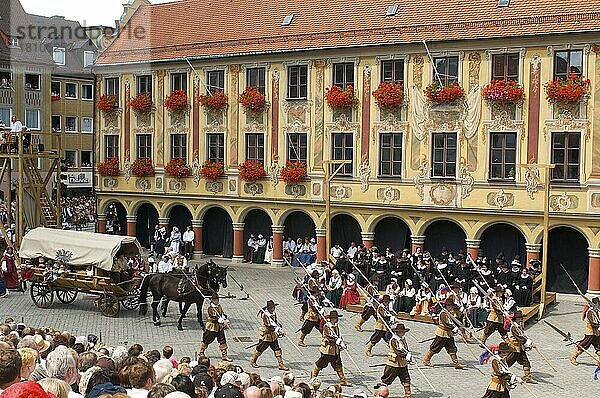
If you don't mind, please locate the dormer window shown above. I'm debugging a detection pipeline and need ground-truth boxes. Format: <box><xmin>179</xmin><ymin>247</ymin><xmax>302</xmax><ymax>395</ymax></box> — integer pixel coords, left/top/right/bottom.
<box><xmin>53</xmin><ymin>47</ymin><xmax>66</xmax><ymax>65</ymax></box>
<box><xmin>9</xmin><ymin>38</ymin><xmax>19</xmax><ymax>48</ymax></box>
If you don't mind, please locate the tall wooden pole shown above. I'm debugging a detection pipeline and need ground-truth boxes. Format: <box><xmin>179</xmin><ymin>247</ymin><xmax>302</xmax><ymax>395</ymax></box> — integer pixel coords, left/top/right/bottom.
<box><xmin>17</xmin><ymin>133</ymin><xmax>24</xmax><ymax>249</ymax></box>
<box><xmin>324</xmin><ymin>163</ymin><xmax>331</xmax><ymax>260</ymax></box>
<box><xmin>6</xmin><ymin>156</ymin><xmax>11</xmax><ymax>227</ymax></box>
<box><xmin>538</xmin><ymin>167</ymin><xmax>551</xmax><ymax>320</ymax></box>
<box><xmin>56</xmin><ymin>136</ymin><xmax>62</xmax><ymax>228</ymax></box>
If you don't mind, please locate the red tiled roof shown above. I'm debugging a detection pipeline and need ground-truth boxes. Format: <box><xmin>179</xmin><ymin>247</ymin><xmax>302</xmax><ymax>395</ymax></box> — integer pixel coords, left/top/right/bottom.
<box><xmin>96</xmin><ymin>0</ymin><xmax>600</xmax><ymax>66</ymax></box>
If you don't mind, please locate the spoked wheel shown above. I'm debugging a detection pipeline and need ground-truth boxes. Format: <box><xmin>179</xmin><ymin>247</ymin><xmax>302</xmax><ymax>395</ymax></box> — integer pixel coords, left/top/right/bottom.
<box><xmin>99</xmin><ymin>293</ymin><xmax>120</xmax><ymax>317</ymax></box>
<box><xmin>30</xmin><ymin>282</ymin><xmax>54</xmax><ymax>308</ymax></box>
<box><xmin>56</xmin><ymin>289</ymin><xmax>78</xmax><ymax>304</ymax></box>
<box><xmin>121</xmin><ymin>288</ymin><xmax>139</xmax><ymax>310</ymax></box>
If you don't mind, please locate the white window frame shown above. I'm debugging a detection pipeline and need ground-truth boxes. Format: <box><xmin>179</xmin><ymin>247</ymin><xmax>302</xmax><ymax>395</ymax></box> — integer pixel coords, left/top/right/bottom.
<box><xmin>486</xmin><ymin>130</ymin><xmax>520</xmax><ymax>182</ymax></box>
<box><xmin>0</xmin><ymin>70</ymin><xmax>12</xmax><ymax>88</ymax></box>
<box><xmin>24</xmin><ymin>73</ymin><xmax>41</xmax><ymax>91</ymax></box>
<box><xmin>284</xmin><ymin>62</ymin><xmax>311</xmax><ymax>101</ymax></box>
<box><xmin>65</xmin><ymin>82</ymin><xmax>78</xmax><ymax>99</ymax></box>
<box><xmin>53</xmin><ymin>47</ymin><xmax>66</xmax><ymax>65</ymax></box>
<box><xmin>25</xmin><ymin>109</ymin><xmax>40</xmax><ymax>130</ymax></box>
<box><xmin>430</xmin><ymin>130</ymin><xmax>459</xmax><ymax>180</ymax></box>
<box><xmin>329</xmin><ymin>130</ymin><xmax>357</xmax><ymax>177</ymax></box>
<box><xmin>81</xmin><ymin>83</ymin><xmax>93</xmax><ymax>100</ymax></box>
<box><xmin>285</xmin><ymin>131</ymin><xmax>310</xmax><ymax>166</ymax></box>
<box><xmin>548</xmin><ymin>129</ymin><xmax>585</xmax><ymax>184</ymax></box>
<box><xmin>65</xmin><ymin>116</ymin><xmax>78</xmax><ymax>133</ymax></box>
<box><xmin>429</xmin><ymin>51</ymin><xmax>464</xmax><ymax>86</ymax></box>
<box><xmin>83</xmin><ymin>51</ymin><xmax>95</xmax><ymax>68</ymax></box>
<box><xmin>81</xmin><ymin>117</ymin><xmax>93</xmax><ymax>133</ymax></box>
<box><xmin>375</xmin><ymin>130</ymin><xmax>406</xmax><ymax>179</ymax></box>
<box><xmin>81</xmin><ymin>150</ymin><xmax>93</xmax><ymax>168</ymax></box>
<box><xmin>548</xmin><ymin>44</ymin><xmax>589</xmax><ymax>119</ymax></box>
<box><xmin>0</xmin><ymin>108</ymin><xmax>12</xmax><ymax>127</ymax></box>
<box><xmin>51</xmin><ymin>81</ymin><xmax>61</xmax><ymax>97</ymax></box>
<box><xmin>169</xmin><ymin>71</ymin><xmax>189</xmax><ymax>93</ymax></box>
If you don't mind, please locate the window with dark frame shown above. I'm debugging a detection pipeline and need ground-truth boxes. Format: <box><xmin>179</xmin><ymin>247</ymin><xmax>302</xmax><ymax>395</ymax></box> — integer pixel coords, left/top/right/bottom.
<box><xmin>136</xmin><ymin>75</ymin><xmax>152</xmax><ymax>95</ymax></box>
<box><xmin>245</xmin><ymin>133</ymin><xmax>264</xmax><ymax>162</ymax></box>
<box><xmin>287</xmin><ymin>65</ymin><xmax>308</xmax><ymax>99</ymax></box>
<box><xmin>287</xmin><ymin>133</ymin><xmax>307</xmax><ymax>163</ymax></box>
<box><xmin>51</xmin><ymin>81</ymin><xmax>61</xmax><ymax>97</ymax></box>
<box><xmin>25</xmin><ymin>74</ymin><xmax>40</xmax><ymax>90</ymax></box>
<box><xmin>206</xmin><ymin>70</ymin><xmax>225</xmax><ymax>94</ymax></box>
<box><xmin>104</xmin><ymin>135</ymin><xmax>119</xmax><ymax>159</ymax></box>
<box><xmin>171</xmin><ymin>72</ymin><xmax>188</xmax><ymax>93</ymax></box>
<box><xmin>554</xmin><ymin>50</ymin><xmax>584</xmax><ymax>80</ymax></box>
<box><xmin>431</xmin><ymin>132</ymin><xmax>457</xmax><ymax>178</ymax></box>
<box><xmin>380</xmin><ymin>60</ymin><xmax>404</xmax><ymax>84</ymax></box>
<box><xmin>551</xmin><ymin>131</ymin><xmax>580</xmax><ymax>182</ymax></box>
<box><xmin>81</xmin><ymin>151</ymin><xmax>92</xmax><ymax>167</ymax></box>
<box><xmin>379</xmin><ymin>133</ymin><xmax>403</xmax><ymax>177</ymax></box>
<box><xmin>171</xmin><ymin>134</ymin><xmax>187</xmax><ymax>163</ymax></box>
<box><xmin>82</xmin><ymin>84</ymin><xmax>93</xmax><ymax>100</ymax></box>
<box><xmin>333</xmin><ymin>62</ymin><xmax>355</xmax><ymax>90</ymax></box>
<box><xmin>492</xmin><ymin>53</ymin><xmax>520</xmax><ymax>81</ymax></box>
<box><xmin>246</xmin><ymin>68</ymin><xmax>266</xmax><ymax>94</ymax></box>
<box><xmin>433</xmin><ymin>56</ymin><xmax>459</xmax><ymax>86</ymax></box>
<box><xmin>489</xmin><ymin>132</ymin><xmax>517</xmax><ymax>180</ymax></box>
<box><xmin>332</xmin><ymin>132</ymin><xmax>353</xmax><ymax>176</ymax></box>
<box><xmin>105</xmin><ymin>77</ymin><xmax>119</xmax><ymax>105</ymax></box>
<box><xmin>52</xmin><ymin>115</ymin><xmax>61</xmax><ymax>132</ymax></box>
<box><xmin>136</xmin><ymin>134</ymin><xmax>152</xmax><ymax>159</ymax></box>
<box><xmin>207</xmin><ymin>133</ymin><xmax>225</xmax><ymax>163</ymax></box>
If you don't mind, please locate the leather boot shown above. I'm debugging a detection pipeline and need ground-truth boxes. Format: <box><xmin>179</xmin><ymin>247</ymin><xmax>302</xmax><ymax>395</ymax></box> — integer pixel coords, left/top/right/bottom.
<box><xmin>523</xmin><ymin>367</ymin><xmax>537</xmax><ymax>384</ymax></box>
<box><xmin>312</xmin><ymin>367</ymin><xmax>320</xmax><ymax>378</ymax></box>
<box><xmin>275</xmin><ymin>350</ymin><xmax>289</xmax><ymax>371</ymax></box>
<box><xmin>480</xmin><ymin>332</ymin><xmax>488</xmax><ymax>346</ymax></box>
<box><xmin>199</xmin><ymin>342</ymin><xmax>208</xmax><ymax>358</ymax></box>
<box><xmin>423</xmin><ymin>349</ymin><xmax>434</xmax><ymax>367</ymax></box>
<box><xmin>450</xmin><ymin>353</ymin><xmax>465</xmax><ymax>369</ymax></box>
<box><xmin>365</xmin><ymin>342</ymin><xmax>375</xmax><ymax>357</ymax></box>
<box><xmin>299</xmin><ymin>334</ymin><xmax>307</xmax><ymax>347</ymax></box>
<box><xmin>250</xmin><ymin>349</ymin><xmax>261</xmax><ymax>368</ymax></box>
<box><xmin>570</xmin><ymin>347</ymin><xmax>582</xmax><ymax>365</ymax></box>
<box><xmin>403</xmin><ymin>383</ymin><xmax>412</xmax><ymax>398</ymax></box>
<box><xmin>220</xmin><ymin>343</ymin><xmax>232</xmax><ymax>362</ymax></box>
<box><xmin>355</xmin><ymin>318</ymin><xmax>365</xmax><ymax>332</ymax></box>
<box><xmin>335</xmin><ymin>368</ymin><xmax>352</xmax><ymax>387</ymax></box>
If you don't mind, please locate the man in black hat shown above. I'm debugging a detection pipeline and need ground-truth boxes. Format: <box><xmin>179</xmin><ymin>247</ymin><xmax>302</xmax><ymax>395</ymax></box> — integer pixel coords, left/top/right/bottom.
<box><xmin>312</xmin><ymin>310</ymin><xmax>351</xmax><ymax>386</ymax></box>
<box><xmin>381</xmin><ymin>323</ymin><xmax>412</xmax><ymax>398</ymax></box>
<box><xmin>250</xmin><ymin>300</ymin><xmax>289</xmax><ymax>370</ymax></box>
<box><xmin>299</xmin><ymin>286</ymin><xmax>322</xmax><ymax>347</ymax></box>
<box><xmin>423</xmin><ymin>300</ymin><xmax>465</xmax><ymax>369</ymax></box>
<box><xmin>481</xmin><ymin>286</ymin><xmax>508</xmax><ymax>345</ymax></box>
<box><xmin>505</xmin><ymin>310</ymin><xmax>537</xmax><ymax>384</ymax></box>
<box><xmin>199</xmin><ymin>293</ymin><xmax>232</xmax><ymax>361</ymax></box>
<box><xmin>482</xmin><ymin>342</ymin><xmax>523</xmax><ymax>398</ymax></box>
<box><xmin>366</xmin><ymin>295</ymin><xmax>394</xmax><ymax>357</ymax></box>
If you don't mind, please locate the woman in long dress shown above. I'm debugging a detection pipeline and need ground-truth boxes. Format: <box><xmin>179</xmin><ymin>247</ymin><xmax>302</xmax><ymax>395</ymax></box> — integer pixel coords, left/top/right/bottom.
<box><xmin>169</xmin><ymin>227</ymin><xmax>181</xmax><ymax>254</ymax></box>
<box><xmin>325</xmin><ymin>269</ymin><xmax>343</xmax><ymax>307</ymax></box>
<box><xmin>254</xmin><ymin>234</ymin><xmax>267</xmax><ymax>264</ymax></box>
<box><xmin>264</xmin><ymin>236</ymin><xmax>273</xmax><ymax>264</ymax></box>
<box><xmin>2</xmin><ymin>246</ymin><xmax>19</xmax><ymax>291</ymax></box>
<box><xmin>339</xmin><ymin>273</ymin><xmax>361</xmax><ymax>309</ymax></box>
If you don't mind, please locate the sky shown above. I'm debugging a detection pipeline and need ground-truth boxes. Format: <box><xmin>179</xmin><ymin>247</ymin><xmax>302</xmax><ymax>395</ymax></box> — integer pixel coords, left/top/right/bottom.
<box><xmin>20</xmin><ymin>0</ymin><xmax>177</xmax><ymax>27</ymax></box>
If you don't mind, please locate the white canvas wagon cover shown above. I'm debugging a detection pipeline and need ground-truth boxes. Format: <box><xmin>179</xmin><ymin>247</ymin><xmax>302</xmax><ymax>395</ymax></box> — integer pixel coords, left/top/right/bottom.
<box><xmin>20</xmin><ymin>228</ymin><xmax>142</xmax><ymax>271</ymax></box>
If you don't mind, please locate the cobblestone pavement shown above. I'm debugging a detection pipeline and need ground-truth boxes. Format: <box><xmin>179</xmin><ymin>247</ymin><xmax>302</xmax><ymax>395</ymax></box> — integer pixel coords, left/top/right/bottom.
<box><xmin>1</xmin><ymin>258</ymin><xmax>597</xmax><ymax>397</ymax></box>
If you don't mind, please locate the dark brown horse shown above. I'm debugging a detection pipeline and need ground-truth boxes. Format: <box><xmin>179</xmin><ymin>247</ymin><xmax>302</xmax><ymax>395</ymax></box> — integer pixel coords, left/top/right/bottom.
<box><xmin>138</xmin><ymin>260</ymin><xmax>227</xmax><ymax>330</ymax></box>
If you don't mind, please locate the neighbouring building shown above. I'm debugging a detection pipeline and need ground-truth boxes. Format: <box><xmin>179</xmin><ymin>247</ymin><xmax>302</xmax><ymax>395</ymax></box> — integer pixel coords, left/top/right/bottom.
<box><xmin>93</xmin><ymin>0</ymin><xmax>600</xmax><ymax>295</ymax></box>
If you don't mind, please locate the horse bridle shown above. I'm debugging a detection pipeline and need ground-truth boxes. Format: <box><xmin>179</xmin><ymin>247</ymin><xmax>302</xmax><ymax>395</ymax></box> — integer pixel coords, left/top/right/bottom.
<box><xmin>178</xmin><ymin>263</ymin><xmax>224</xmax><ymax>298</ymax></box>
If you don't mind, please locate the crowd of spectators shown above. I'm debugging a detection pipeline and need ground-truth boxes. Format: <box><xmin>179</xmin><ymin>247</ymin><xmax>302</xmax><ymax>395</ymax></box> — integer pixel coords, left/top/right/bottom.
<box><xmin>61</xmin><ymin>197</ymin><xmax>97</xmax><ymax>231</ymax></box>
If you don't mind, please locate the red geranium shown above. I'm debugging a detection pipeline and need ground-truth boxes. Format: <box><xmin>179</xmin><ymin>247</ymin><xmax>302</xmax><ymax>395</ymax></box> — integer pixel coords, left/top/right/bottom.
<box><xmin>164</xmin><ymin>90</ymin><xmax>189</xmax><ymax>112</ymax></box>
<box><xmin>238</xmin><ymin>160</ymin><xmax>266</xmax><ymax>182</ymax></box>
<box><xmin>482</xmin><ymin>80</ymin><xmax>525</xmax><ymax>106</ymax></box>
<box><xmin>164</xmin><ymin>158</ymin><xmax>191</xmax><ymax>178</ymax></box>
<box><xmin>198</xmin><ymin>91</ymin><xmax>228</xmax><ymax>112</ymax></box>
<box><xmin>239</xmin><ymin>87</ymin><xmax>266</xmax><ymax>113</ymax></box>
<box><xmin>51</xmin><ymin>95</ymin><xmax>61</xmax><ymax>101</ymax></box>
<box><xmin>200</xmin><ymin>160</ymin><xmax>225</xmax><ymax>181</ymax></box>
<box><xmin>545</xmin><ymin>73</ymin><xmax>590</xmax><ymax>104</ymax></box>
<box><xmin>325</xmin><ymin>85</ymin><xmax>358</xmax><ymax>110</ymax></box>
<box><xmin>97</xmin><ymin>95</ymin><xmax>117</xmax><ymax>112</ymax></box>
<box><xmin>97</xmin><ymin>158</ymin><xmax>119</xmax><ymax>176</ymax></box>
<box><xmin>424</xmin><ymin>82</ymin><xmax>466</xmax><ymax>104</ymax></box>
<box><xmin>372</xmin><ymin>82</ymin><xmax>404</xmax><ymax>111</ymax></box>
<box><xmin>130</xmin><ymin>158</ymin><xmax>155</xmax><ymax>177</ymax></box>
<box><xmin>280</xmin><ymin>161</ymin><xmax>307</xmax><ymax>184</ymax></box>
<box><xmin>129</xmin><ymin>93</ymin><xmax>153</xmax><ymax>113</ymax></box>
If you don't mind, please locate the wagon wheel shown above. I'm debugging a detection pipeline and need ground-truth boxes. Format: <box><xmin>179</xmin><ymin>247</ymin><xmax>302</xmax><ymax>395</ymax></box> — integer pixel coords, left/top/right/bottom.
<box><xmin>56</xmin><ymin>290</ymin><xmax>78</xmax><ymax>304</ymax></box>
<box><xmin>30</xmin><ymin>282</ymin><xmax>54</xmax><ymax>308</ymax></box>
<box><xmin>121</xmin><ymin>288</ymin><xmax>140</xmax><ymax>310</ymax></box>
<box><xmin>99</xmin><ymin>293</ymin><xmax>120</xmax><ymax>317</ymax></box>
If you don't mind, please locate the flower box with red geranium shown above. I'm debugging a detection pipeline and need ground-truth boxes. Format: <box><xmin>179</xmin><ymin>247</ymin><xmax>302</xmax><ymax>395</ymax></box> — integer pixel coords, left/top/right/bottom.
<box><xmin>164</xmin><ymin>90</ymin><xmax>189</xmax><ymax>113</ymax></box>
<box><xmin>482</xmin><ymin>80</ymin><xmax>525</xmax><ymax>108</ymax></box>
<box><xmin>97</xmin><ymin>158</ymin><xmax>120</xmax><ymax>176</ymax></box>
<box><xmin>164</xmin><ymin>158</ymin><xmax>191</xmax><ymax>178</ymax></box>
<box><xmin>198</xmin><ymin>91</ymin><xmax>228</xmax><ymax>113</ymax></box>
<box><xmin>424</xmin><ymin>82</ymin><xmax>466</xmax><ymax>104</ymax></box>
<box><xmin>325</xmin><ymin>85</ymin><xmax>359</xmax><ymax>110</ymax></box>
<box><xmin>372</xmin><ymin>82</ymin><xmax>404</xmax><ymax>111</ymax></box>
<box><xmin>544</xmin><ymin>73</ymin><xmax>590</xmax><ymax>105</ymax></box>
<box><xmin>130</xmin><ymin>158</ymin><xmax>155</xmax><ymax>177</ymax></box>
<box><xmin>280</xmin><ymin>161</ymin><xmax>307</xmax><ymax>185</ymax></box>
<box><xmin>239</xmin><ymin>87</ymin><xmax>266</xmax><ymax>114</ymax></box>
<box><xmin>51</xmin><ymin>95</ymin><xmax>61</xmax><ymax>101</ymax></box>
<box><xmin>129</xmin><ymin>93</ymin><xmax>153</xmax><ymax>113</ymax></box>
<box><xmin>97</xmin><ymin>95</ymin><xmax>118</xmax><ymax>113</ymax></box>
<box><xmin>238</xmin><ymin>160</ymin><xmax>266</xmax><ymax>182</ymax></box>
<box><xmin>200</xmin><ymin>161</ymin><xmax>225</xmax><ymax>181</ymax></box>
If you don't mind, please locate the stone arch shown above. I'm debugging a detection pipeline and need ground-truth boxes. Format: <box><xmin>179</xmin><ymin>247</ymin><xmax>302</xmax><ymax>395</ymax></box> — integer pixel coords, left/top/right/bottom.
<box><xmin>418</xmin><ymin>217</ymin><xmax>469</xmax><ymax>237</ymax></box>
<box><xmin>534</xmin><ymin>223</ymin><xmax>592</xmax><ymax>246</ymax></box>
<box><xmin>331</xmin><ymin>213</ymin><xmax>362</xmax><ymax>250</ymax></box>
<box><xmin>237</xmin><ymin>206</ymin><xmax>275</xmax><ymax>225</ymax></box>
<box><xmin>104</xmin><ymin>200</ymin><xmax>127</xmax><ymax>236</ymax></box>
<box><xmin>478</xmin><ymin>222</ymin><xmax>527</xmax><ymax>265</ymax></box>
<box><xmin>168</xmin><ymin>204</ymin><xmax>193</xmax><ymax>234</ymax></box>
<box><xmin>423</xmin><ymin>219</ymin><xmax>467</xmax><ymax>257</ymax></box>
<box><xmin>372</xmin><ymin>216</ymin><xmax>412</xmax><ymax>253</ymax></box>
<box><xmin>136</xmin><ymin>203</ymin><xmax>159</xmax><ymax>248</ymax></box>
<box><xmin>282</xmin><ymin>210</ymin><xmax>316</xmax><ymax>241</ymax></box>
<box><xmin>202</xmin><ymin>206</ymin><xmax>233</xmax><ymax>258</ymax></box>
<box><xmin>162</xmin><ymin>201</ymin><xmax>195</xmax><ymax>220</ymax></box>
<box><xmin>197</xmin><ymin>203</ymin><xmax>235</xmax><ymax>221</ymax></box>
<box><xmin>542</xmin><ymin>226</ymin><xmax>590</xmax><ymax>294</ymax></box>
<box><xmin>99</xmin><ymin>198</ymin><xmax>127</xmax><ymax>215</ymax></box>
<box><xmin>243</xmin><ymin>208</ymin><xmax>273</xmax><ymax>242</ymax></box>
<box><xmin>277</xmin><ymin>208</ymin><xmax>319</xmax><ymax>228</ymax></box>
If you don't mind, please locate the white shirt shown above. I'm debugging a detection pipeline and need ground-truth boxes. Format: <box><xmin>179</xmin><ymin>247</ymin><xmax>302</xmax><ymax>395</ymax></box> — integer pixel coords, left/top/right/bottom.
<box><xmin>182</xmin><ymin>230</ymin><xmax>195</xmax><ymax>242</ymax></box>
<box><xmin>330</xmin><ymin>246</ymin><xmax>343</xmax><ymax>258</ymax></box>
<box><xmin>346</xmin><ymin>246</ymin><xmax>357</xmax><ymax>259</ymax></box>
<box><xmin>10</xmin><ymin>120</ymin><xmax>22</xmax><ymax>133</ymax></box>
<box><xmin>69</xmin><ymin>392</ymin><xmax>83</xmax><ymax>398</ymax></box>
<box><xmin>126</xmin><ymin>388</ymin><xmax>150</xmax><ymax>398</ymax></box>
<box><xmin>158</xmin><ymin>260</ymin><xmax>173</xmax><ymax>273</ymax></box>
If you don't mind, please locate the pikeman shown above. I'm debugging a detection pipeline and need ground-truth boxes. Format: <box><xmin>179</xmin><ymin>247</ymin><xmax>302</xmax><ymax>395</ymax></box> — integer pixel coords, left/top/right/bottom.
<box><xmin>422</xmin><ymin>300</ymin><xmax>466</xmax><ymax>369</ymax></box>
<box><xmin>250</xmin><ymin>300</ymin><xmax>289</xmax><ymax>370</ymax></box>
<box><xmin>299</xmin><ymin>286</ymin><xmax>323</xmax><ymax>347</ymax></box>
<box><xmin>481</xmin><ymin>285</ymin><xmax>509</xmax><ymax>345</ymax></box>
<box><xmin>505</xmin><ymin>310</ymin><xmax>537</xmax><ymax>384</ymax></box>
<box><xmin>381</xmin><ymin>323</ymin><xmax>413</xmax><ymax>398</ymax></box>
<box><xmin>366</xmin><ymin>294</ymin><xmax>394</xmax><ymax>357</ymax></box>
<box><xmin>571</xmin><ymin>296</ymin><xmax>600</xmax><ymax>365</ymax></box>
<box><xmin>482</xmin><ymin>343</ymin><xmax>523</xmax><ymax>398</ymax></box>
<box><xmin>312</xmin><ymin>310</ymin><xmax>351</xmax><ymax>387</ymax></box>
<box><xmin>199</xmin><ymin>293</ymin><xmax>232</xmax><ymax>361</ymax></box>
<box><xmin>355</xmin><ymin>284</ymin><xmax>381</xmax><ymax>332</ymax></box>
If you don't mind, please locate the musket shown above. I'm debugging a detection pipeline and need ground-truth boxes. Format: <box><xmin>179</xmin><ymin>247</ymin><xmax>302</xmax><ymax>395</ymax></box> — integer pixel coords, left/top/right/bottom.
<box><xmin>228</xmin><ymin>273</ymin><xmax>304</xmax><ymax>356</ymax></box>
<box><xmin>245</xmin><ymin>342</ymin><xmax>259</xmax><ymax>350</ymax></box>
<box><xmin>418</xmin><ymin>336</ymin><xmax>436</xmax><ymax>344</ymax></box>
<box><xmin>544</xmin><ymin>320</ymin><xmax>600</xmax><ymax>362</ymax></box>
<box><xmin>368</xmin><ymin>363</ymin><xmax>387</xmax><ymax>367</ymax></box>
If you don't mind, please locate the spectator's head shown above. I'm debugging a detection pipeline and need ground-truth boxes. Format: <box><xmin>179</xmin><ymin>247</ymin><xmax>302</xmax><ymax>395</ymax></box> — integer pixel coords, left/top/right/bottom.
<box><xmin>171</xmin><ymin>374</ymin><xmax>196</xmax><ymax>397</ymax></box>
<box><xmin>375</xmin><ymin>385</ymin><xmax>389</xmax><ymax>398</ymax></box>
<box><xmin>129</xmin><ymin>362</ymin><xmax>155</xmax><ymax>390</ymax></box>
<box><xmin>111</xmin><ymin>346</ymin><xmax>128</xmax><ymax>367</ymax></box>
<box><xmin>45</xmin><ymin>345</ymin><xmax>78</xmax><ymax>385</ymax></box>
<box><xmin>244</xmin><ymin>386</ymin><xmax>260</xmax><ymax>398</ymax></box>
<box><xmin>178</xmin><ymin>363</ymin><xmax>192</xmax><ymax>377</ymax></box>
<box><xmin>295</xmin><ymin>383</ymin><xmax>311</xmax><ymax>398</ymax></box>
<box><xmin>163</xmin><ymin>345</ymin><xmax>174</xmax><ymax>359</ymax></box>
<box><xmin>153</xmin><ymin>359</ymin><xmax>174</xmax><ymax>384</ymax></box>
<box><xmin>259</xmin><ymin>387</ymin><xmax>273</xmax><ymax>398</ymax></box>
<box><xmin>17</xmin><ymin>347</ymin><xmax>38</xmax><ymax>380</ymax></box>
<box><xmin>148</xmin><ymin>382</ymin><xmax>176</xmax><ymax>398</ymax></box>
<box><xmin>192</xmin><ymin>372</ymin><xmax>214</xmax><ymax>391</ymax></box>
<box><xmin>78</xmin><ymin>351</ymin><xmax>98</xmax><ymax>373</ymax></box>
<box><xmin>0</xmin><ymin>348</ymin><xmax>22</xmax><ymax>389</ymax></box>
<box><xmin>128</xmin><ymin>343</ymin><xmax>144</xmax><ymax>357</ymax></box>
<box><xmin>146</xmin><ymin>350</ymin><xmax>161</xmax><ymax>365</ymax></box>
<box><xmin>38</xmin><ymin>377</ymin><xmax>71</xmax><ymax>398</ymax></box>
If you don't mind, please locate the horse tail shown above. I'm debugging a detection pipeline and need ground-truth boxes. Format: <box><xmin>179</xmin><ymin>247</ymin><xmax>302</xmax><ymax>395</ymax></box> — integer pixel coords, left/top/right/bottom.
<box><xmin>138</xmin><ymin>274</ymin><xmax>152</xmax><ymax>315</ymax></box>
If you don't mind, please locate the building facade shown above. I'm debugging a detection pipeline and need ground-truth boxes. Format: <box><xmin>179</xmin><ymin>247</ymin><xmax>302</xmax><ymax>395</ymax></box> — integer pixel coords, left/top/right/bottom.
<box><xmin>93</xmin><ymin>0</ymin><xmax>600</xmax><ymax>295</ymax></box>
